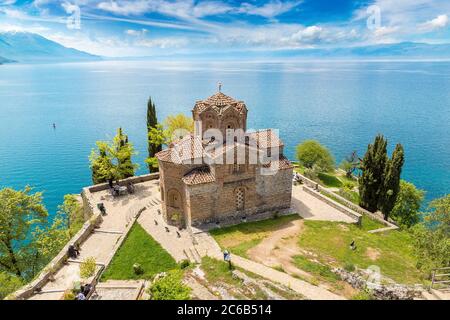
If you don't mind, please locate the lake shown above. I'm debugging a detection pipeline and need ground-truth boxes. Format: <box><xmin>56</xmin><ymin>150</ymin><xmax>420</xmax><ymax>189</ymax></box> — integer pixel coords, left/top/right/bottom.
<box><xmin>0</xmin><ymin>60</ymin><xmax>449</xmax><ymax>218</ymax></box>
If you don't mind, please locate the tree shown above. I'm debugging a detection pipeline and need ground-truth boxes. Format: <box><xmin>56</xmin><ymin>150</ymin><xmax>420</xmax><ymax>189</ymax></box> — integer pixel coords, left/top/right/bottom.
<box><xmin>89</xmin><ymin>141</ymin><xmax>113</xmax><ymax>184</ymax></box>
<box><xmin>412</xmin><ymin>194</ymin><xmax>450</xmax><ymax>274</ymax></box>
<box><xmin>0</xmin><ymin>272</ymin><xmax>23</xmax><ymax>299</ymax></box>
<box><xmin>424</xmin><ymin>194</ymin><xmax>450</xmax><ymax>235</ymax></box>
<box><xmin>340</xmin><ymin>151</ymin><xmax>359</xmax><ymax>178</ymax></box>
<box><xmin>32</xmin><ymin>211</ymin><xmax>70</xmax><ymax>271</ymax></box>
<box><xmin>147</xmin><ymin>97</ymin><xmax>162</xmax><ymax>172</ymax></box>
<box><xmin>0</xmin><ymin>187</ymin><xmax>47</xmax><ymax>278</ymax></box>
<box><xmin>111</xmin><ymin>128</ymin><xmax>137</xmax><ymax>180</ymax></box>
<box><xmin>164</xmin><ymin>113</ymin><xmax>194</xmax><ymax>142</ymax></box>
<box><xmin>89</xmin><ymin>128</ymin><xmax>138</xmax><ymax>184</ymax></box>
<box><xmin>296</xmin><ymin>140</ymin><xmax>335</xmax><ymax>172</ymax></box>
<box><xmin>390</xmin><ymin>180</ymin><xmax>425</xmax><ymax>228</ymax></box>
<box><xmin>57</xmin><ymin>194</ymin><xmax>84</xmax><ymax>237</ymax></box>
<box><xmin>145</xmin><ymin>123</ymin><xmax>166</xmax><ymax>172</ymax></box>
<box><xmin>359</xmin><ymin>135</ymin><xmax>388</xmax><ymax>212</ymax></box>
<box><xmin>379</xmin><ymin>144</ymin><xmax>405</xmax><ymax>220</ymax></box>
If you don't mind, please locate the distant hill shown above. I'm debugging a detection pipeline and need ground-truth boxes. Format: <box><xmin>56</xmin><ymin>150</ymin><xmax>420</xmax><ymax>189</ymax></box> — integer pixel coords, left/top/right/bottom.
<box><xmin>0</xmin><ymin>31</ymin><xmax>101</xmax><ymax>63</ymax></box>
<box><xmin>122</xmin><ymin>42</ymin><xmax>450</xmax><ymax>61</ymax></box>
<box><xmin>0</xmin><ymin>55</ymin><xmax>15</xmax><ymax>64</ymax></box>
<box><xmin>284</xmin><ymin>42</ymin><xmax>450</xmax><ymax>59</ymax></box>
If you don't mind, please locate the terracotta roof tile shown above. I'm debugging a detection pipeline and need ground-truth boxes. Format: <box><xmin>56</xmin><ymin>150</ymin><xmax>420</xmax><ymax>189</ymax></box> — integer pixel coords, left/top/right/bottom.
<box><xmin>156</xmin><ymin>134</ymin><xmax>204</xmax><ymax>164</ymax></box>
<box><xmin>182</xmin><ymin>166</ymin><xmax>215</xmax><ymax>185</ymax></box>
<box><xmin>262</xmin><ymin>155</ymin><xmax>293</xmax><ymax>170</ymax></box>
<box><xmin>193</xmin><ymin>92</ymin><xmax>247</xmax><ymax>115</ymax></box>
<box><xmin>248</xmin><ymin>129</ymin><xmax>284</xmax><ymax>148</ymax></box>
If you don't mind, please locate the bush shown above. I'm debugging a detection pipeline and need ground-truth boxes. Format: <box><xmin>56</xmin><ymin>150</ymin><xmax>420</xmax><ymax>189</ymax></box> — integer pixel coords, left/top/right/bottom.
<box><xmin>303</xmin><ymin>168</ymin><xmax>318</xmax><ymax>181</ymax></box>
<box><xmin>344</xmin><ymin>262</ymin><xmax>355</xmax><ymax>272</ymax></box>
<box><xmin>63</xmin><ymin>289</ymin><xmax>76</xmax><ymax>300</ymax></box>
<box><xmin>0</xmin><ymin>272</ymin><xmax>23</xmax><ymax>300</ymax></box>
<box><xmin>80</xmin><ymin>257</ymin><xmax>96</xmax><ymax>279</ymax></box>
<box><xmin>179</xmin><ymin>260</ymin><xmax>190</xmax><ymax>270</ymax></box>
<box><xmin>148</xmin><ymin>270</ymin><xmax>191</xmax><ymax>300</ymax></box>
<box><xmin>351</xmin><ymin>288</ymin><xmax>374</xmax><ymax>300</ymax></box>
<box><xmin>133</xmin><ymin>263</ymin><xmax>144</xmax><ymax>275</ymax></box>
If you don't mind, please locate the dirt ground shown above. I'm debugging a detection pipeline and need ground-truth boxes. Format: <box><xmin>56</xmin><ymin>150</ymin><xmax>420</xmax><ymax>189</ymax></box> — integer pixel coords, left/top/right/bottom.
<box><xmin>247</xmin><ymin>219</ymin><xmax>358</xmax><ymax>298</ymax></box>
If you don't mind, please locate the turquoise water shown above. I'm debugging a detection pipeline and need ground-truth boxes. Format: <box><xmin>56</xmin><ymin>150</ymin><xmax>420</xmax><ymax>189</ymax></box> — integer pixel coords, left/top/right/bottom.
<box><xmin>0</xmin><ymin>60</ymin><xmax>449</xmax><ymax>218</ymax></box>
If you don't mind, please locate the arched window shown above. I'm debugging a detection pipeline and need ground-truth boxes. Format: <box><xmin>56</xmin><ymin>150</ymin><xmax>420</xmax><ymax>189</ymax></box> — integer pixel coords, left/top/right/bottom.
<box><xmin>168</xmin><ymin>189</ymin><xmax>181</xmax><ymax>209</ymax></box>
<box><xmin>235</xmin><ymin>187</ymin><xmax>245</xmax><ymax>211</ymax></box>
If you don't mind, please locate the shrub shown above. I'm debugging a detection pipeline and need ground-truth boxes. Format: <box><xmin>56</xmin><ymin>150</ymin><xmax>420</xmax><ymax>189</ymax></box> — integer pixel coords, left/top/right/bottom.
<box><xmin>133</xmin><ymin>263</ymin><xmax>144</xmax><ymax>275</ymax></box>
<box><xmin>179</xmin><ymin>260</ymin><xmax>190</xmax><ymax>270</ymax></box>
<box><xmin>303</xmin><ymin>168</ymin><xmax>318</xmax><ymax>181</ymax></box>
<box><xmin>344</xmin><ymin>262</ymin><xmax>355</xmax><ymax>272</ymax></box>
<box><xmin>148</xmin><ymin>270</ymin><xmax>191</xmax><ymax>300</ymax></box>
<box><xmin>63</xmin><ymin>289</ymin><xmax>76</xmax><ymax>300</ymax></box>
<box><xmin>0</xmin><ymin>272</ymin><xmax>23</xmax><ymax>300</ymax></box>
<box><xmin>80</xmin><ymin>257</ymin><xmax>96</xmax><ymax>279</ymax></box>
<box><xmin>351</xmin><ymin>288</ymin><xmax>374</xmax><ymax>300</ymax></box>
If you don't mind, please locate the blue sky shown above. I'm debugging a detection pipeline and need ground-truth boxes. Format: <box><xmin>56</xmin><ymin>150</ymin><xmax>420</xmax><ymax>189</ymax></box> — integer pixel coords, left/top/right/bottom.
<box><xmin>0</xmin><ymin>0</ymin><xmax>449</xmax><ymax>56</ymax></box>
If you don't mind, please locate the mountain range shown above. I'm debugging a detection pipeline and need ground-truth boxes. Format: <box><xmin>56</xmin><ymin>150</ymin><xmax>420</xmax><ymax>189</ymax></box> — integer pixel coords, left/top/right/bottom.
<box><xmin>0</xmin><ymin>31</ymin><xmax>100</xmax><ymax>63</ymax></box>
<box><xmin>0</xmin><ymin>31</ymin><xmax>450</xmax><ymax>64</ymax></box>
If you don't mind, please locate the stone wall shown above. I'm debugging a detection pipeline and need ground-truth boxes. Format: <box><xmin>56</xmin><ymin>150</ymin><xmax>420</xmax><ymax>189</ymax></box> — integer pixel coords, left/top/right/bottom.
<box><xmin>296</xmin><ymin>173</ymin><xmax>397</xmax><ymax>230</ymax></box>
<box><xmin>186</xmin><ymin>164</ymin><xmax>293</xmax><ymax>226</ymax></box>
<box><xmin>11</xmin><ymin>213</ymin><xmax>103</xmax><ymax>300</ymax></box>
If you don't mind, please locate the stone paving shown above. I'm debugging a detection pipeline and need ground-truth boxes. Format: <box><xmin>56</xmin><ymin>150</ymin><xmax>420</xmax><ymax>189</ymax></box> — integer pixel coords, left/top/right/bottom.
<box><xmin>27</xmin><ymin>180</ymin><xmax>158</xmax><ymax>300</ymax></box>
<box><xmin>137</xmin><ymin>200</ymin><xmax>196</xmax><ymax>263</ymax></box>
<box><xmin>91</xmin><ymin>280</ymin><xmax>145</xmax><ymax>300</ymax></box>
<box><xmin>291</xmin><ymin>184</ymin><xmax>355</xmax><ymax>223</ymax></box>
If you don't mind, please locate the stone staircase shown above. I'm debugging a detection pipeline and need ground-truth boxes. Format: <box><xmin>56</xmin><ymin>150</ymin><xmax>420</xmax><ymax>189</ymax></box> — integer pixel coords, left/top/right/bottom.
<box><xmin>420</xmin><ymin>288</ymin><xmax>450</xmax><ymax>300</ymax></box>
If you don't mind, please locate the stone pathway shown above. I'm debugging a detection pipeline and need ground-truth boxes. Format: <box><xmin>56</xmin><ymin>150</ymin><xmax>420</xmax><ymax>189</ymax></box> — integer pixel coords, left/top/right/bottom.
<box><xmin>232</xmin><ymin>256</ymin><xmax>344</xmax><ymax>300</ymax></box>
<box><xmin>191</xmin><ymin>231</ymin><xmax>345</xmax><ymax>300</ymax></box>
<box><xmin>291</xmin><ymin>185</ymin><xmax>355</xmax><ymax>223</ymax></box>
<box><xmin>91</xmin><ymin>280</ymin><xmax>145</xmax><ymax>300</ymax></box>
<box><xmin>27</xmin><ymin>181</ymin><xmax>158</xmax><ymax>300</ymax></box>
<box><xmin>137</xmin><ymin>199</ymin><xmax>199</xmax><ymax>263</ymax></box>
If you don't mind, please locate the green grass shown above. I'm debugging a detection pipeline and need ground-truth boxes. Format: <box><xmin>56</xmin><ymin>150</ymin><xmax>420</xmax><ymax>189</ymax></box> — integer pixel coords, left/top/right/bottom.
<box><xmin>317</xmin><ymin>172</ymin><xmax>343</xmax><ymax>188</ymax></box>
<box><xmin>293</xmin><ymin>255</ymin><xmax>340</xmax><ymax>283</ymax></box>
<box><xmin>101</xmin><ymin>223</ymin><xmax>177</xmax><ymax>281</ymax></box>
<box><xmin>210</xmin><ymin>214</ymin><xmax>300</xmax><ymax>257</ymax></box>
<box><xmin>201</xmin><ymin>256</ymin><xmax>242</xmax><ymax>286</ymax></box>
<box><xmin>298</xmin><ymin>220</ymin><xmax>424</xmax><ymax>284</ymax></box>
<box><xmin>360</xmin><ymin>216</ymin><xmax>386</xmax><ymax>231</ymax></box>
<box><xmin>337</xmin><ymin>188</ymin><xmax>360</xmax><ymax>205</ymax></box>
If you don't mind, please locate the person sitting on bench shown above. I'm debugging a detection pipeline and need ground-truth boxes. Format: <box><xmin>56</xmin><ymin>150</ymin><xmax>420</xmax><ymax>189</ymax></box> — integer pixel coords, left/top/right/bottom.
<box><xmin>127</xmin><ymin>182</ymin><xmax>135</xmax><ymax>194</ymax></box>
<box><xmin>68</xmin><ymin>244</ymin><xmax>80</xmax><ymax>259</ymax></box>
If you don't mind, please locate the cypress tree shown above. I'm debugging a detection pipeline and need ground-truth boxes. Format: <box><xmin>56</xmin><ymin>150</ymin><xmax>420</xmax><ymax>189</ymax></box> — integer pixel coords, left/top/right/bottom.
<box><xmin>113</xmin><ymin>127</ymin><xmax>135</xmax><ymax>179</ymax></box>
<box><xmin>147</xmin><ymin>97</ymin><xmax>162</xmax><ymax>172</ymax></box>
<box><xmin>379</xmin><ymin>144</ymin><xmax>405</xmax><ymax>220</ymax></box>
<box><xmin>359</xmin><ymin>134</ymin><xmax>388</xmax><ymax>212</ymax></box>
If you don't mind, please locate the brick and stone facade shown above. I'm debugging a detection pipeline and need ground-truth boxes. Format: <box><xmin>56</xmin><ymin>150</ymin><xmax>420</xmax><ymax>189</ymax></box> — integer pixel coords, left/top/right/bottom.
<box><xmin>156</xmin><ymin>91</ymin><xmax>293</xmax><ymax>227</ymax></box>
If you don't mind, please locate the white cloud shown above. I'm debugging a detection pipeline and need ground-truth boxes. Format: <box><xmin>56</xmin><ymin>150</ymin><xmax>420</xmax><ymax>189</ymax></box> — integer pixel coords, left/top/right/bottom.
<box><xmin>373</xmin><ymin>26</ymin><xmax>399</xmax><ymax>37</ymax></box>
<box><xmin>291</xmin><ymin>25</ymin><xmax>323</xmax><ymax>43</ymax></box>
<box><xmin>136</xmin><ymin>37</ymin><xmax>188</xmax><ymax>49</ymax></box>
<box><xmin>237</xmin><ymin>0</ymin><xmax>301</xmax><ymax>19</ymax></box>
<box><xmin>419</xmin><ymin>14</ymin><xmax>449</xmax><ymax>32</ymax></box>
<box><xmin>97</xmin><ymin>0</ymin><xmax>149</xmax><ymax>16</ymax></box>
<box><xmin>125</xmin><ymin>28</ymin><xmax>148</xmax><ymax>36</ymax></box>
<box><xmin>0</xmin><ymin>1</ymin><xmax>17</xmax><ymax>5</ymax></box>
<box><xmin>96</xmin><ymin>0</ymin><xmax>300</xmax><ymax>20</ymax></box>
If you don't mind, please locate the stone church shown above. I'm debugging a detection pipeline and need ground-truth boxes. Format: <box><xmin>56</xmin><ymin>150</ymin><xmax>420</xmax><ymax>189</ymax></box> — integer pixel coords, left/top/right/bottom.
<box><xmin>156</xmin><ymin>91</ymin><xmax>293</xmax><ymax>227</ymax></box>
